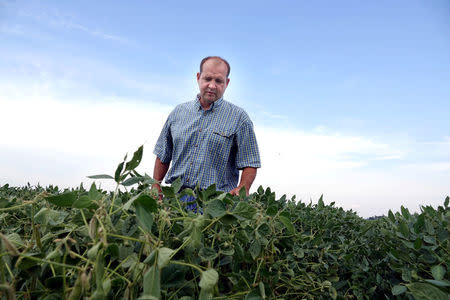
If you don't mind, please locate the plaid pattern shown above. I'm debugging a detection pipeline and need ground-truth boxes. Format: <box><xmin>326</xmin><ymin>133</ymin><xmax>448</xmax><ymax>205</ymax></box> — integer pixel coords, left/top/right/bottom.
<box><xmin>154</xmin><ymin>95</ymin><xmax>261</xmax><ymax>192</ymax></box>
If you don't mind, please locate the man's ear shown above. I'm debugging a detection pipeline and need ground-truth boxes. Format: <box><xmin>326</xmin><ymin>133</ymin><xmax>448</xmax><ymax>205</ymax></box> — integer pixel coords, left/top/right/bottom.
<box><xmin>226</xmin><ymin>78</ymin><xmax>230</xmax><ymax>87</ymax></box>
<box><xmin>196</xmin><ymin>72</ymin><xmax>200</xmax><ymax>81</ymax></box>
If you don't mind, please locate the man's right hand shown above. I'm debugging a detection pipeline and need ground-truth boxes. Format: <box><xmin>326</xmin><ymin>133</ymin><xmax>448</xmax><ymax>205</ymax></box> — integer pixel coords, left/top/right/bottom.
<box><xmin>152</xmin><ymin>183</ymin><xmax>163</xmax><ymax>203</ymax></box>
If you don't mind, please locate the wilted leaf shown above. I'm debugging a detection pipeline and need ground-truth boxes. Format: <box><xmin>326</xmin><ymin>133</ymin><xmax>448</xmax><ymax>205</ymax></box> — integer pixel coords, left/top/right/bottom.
<box><xmin>392</xmin><ymin>285</ymin><xmax>406</xmax><ymax>295</ymax></box>
<box><xmin>141</xmin><ymin>265</ymin><xmax>160</xmax><ymax>299</ymax></box>
<box><xmin>249</xmin><ymin>239</ymin><xmax>261</xmax><ymax>260</ymax></box>
<box><xmin>157</xmin><ymin>247</ymin><xmax>175</xmax><ymax>269</ymax></box>
<box><xmin>199</xmin><ymin>269</ymin><xmax>218</xmax><ymax>290</ymax></box>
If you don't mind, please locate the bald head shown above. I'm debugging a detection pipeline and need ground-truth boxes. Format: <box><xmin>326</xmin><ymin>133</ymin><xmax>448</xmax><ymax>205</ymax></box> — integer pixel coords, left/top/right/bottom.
<box><xmin>200</xmin><ymin>56</ymin><xmax>230</xmax><ymax>78</ymax></box>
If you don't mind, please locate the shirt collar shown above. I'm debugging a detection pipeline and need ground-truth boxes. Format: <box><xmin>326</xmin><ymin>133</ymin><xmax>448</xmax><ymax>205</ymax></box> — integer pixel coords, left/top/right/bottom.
<box><xmin>195</xmin><ymin>94</ymin><xmax>224</xmax><ymax>111</ymax></box>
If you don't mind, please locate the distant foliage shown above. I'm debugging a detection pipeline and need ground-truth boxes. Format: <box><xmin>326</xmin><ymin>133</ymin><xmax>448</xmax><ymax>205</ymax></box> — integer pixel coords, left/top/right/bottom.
<box><xmin>0</xmin><ymin>146</ymin><xmax>448</xmax><ymax>299</ymax></box>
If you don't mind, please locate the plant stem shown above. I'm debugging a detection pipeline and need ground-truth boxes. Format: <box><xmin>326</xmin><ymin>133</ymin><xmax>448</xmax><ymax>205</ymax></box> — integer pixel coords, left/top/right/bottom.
<box><xmin>18</xmin><ymin>254</ymin><xmax>82</xmax><ymax>271</ymax></box>
<box><xmin>171</xmin><ymin>260</ymin><xmax>204</xmax><ymax>273</ymax></box>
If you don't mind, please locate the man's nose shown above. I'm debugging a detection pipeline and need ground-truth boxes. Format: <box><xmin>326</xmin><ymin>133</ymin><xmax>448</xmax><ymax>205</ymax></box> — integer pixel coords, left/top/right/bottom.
<box><xmin>208</xmin><ymin>81</ymin><xmax>216</xmax><ymax>89</ymax></box>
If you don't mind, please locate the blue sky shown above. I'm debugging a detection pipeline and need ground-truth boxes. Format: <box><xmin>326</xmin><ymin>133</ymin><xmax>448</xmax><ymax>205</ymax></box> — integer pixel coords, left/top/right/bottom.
<box><xmin>1</xmin><ymin>0</ymin><xmax>449</xmax><ymax>217</ymax></box>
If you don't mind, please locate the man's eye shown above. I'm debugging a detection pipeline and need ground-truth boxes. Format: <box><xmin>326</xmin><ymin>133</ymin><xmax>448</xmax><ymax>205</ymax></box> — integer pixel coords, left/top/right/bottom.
<box><xmin>216</xmin><ymin>80</ymin><xmax>223</xmax><ymax>84</ymax></box>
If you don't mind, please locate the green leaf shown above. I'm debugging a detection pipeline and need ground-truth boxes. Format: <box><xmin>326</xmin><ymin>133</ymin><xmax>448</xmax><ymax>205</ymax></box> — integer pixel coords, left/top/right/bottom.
<box><xmin>72</xmin><ymin>195</ymin><xmax>93</xmax><ymax>209</ymax></box>
<box><xmin>157</xmin><ymin>247</ymin><xmax>174</xmax><ymax>269</ymax></box>
<box><xmin>125</xmin><ymin>145</ymin><xmax>143</xmax><ymax>171</ymax></box>
<box><xmin>424</xmin><ymin>279</ymin><xmax>450</xmax><ymax>288</ymax></box>
<box><xmin>199</xmin><ymin>247</ymin><xmax>218</xmax><ymax>261</ymax></box>
<box><xmin>87</xmin><ymin>174</ymin><xmax>114</xmax><ymax>179</ymax></box>
<box><xmin>205</xmin><ymin>199</ymin><xmax>226</xmax><ymax>218</ymax></box>
<box><xmin>249</xmin><ymin>239</ymin><xmax>261</xmax><ymax>260</ymax></box>
<box><xmin>414</xmin><ymin>237</ymin><xmax>423</xmax><ymax>250</ymax></box>
<box><xmin>423</xmin><ymin>235</ymin><xmax>437</xmax><ymax>245</ymax></box>
<box><xmin>34</xmin><ymin>208</ymin><xmax>68</xmax><ymax>226</ymax></box>
<box><xmin>122</xmin><ymin>176</ymin><xmax>143</xmax><ymax>186</ymax></box>
<box><xmin>266</xmin><ymin>205</ymin><xmax>277</xmax><ymax>216</ymax></box>
<box><xmin>401</xmin><ymin>206</ymin><xmax>410</xmax><ymax>219</ymax></box>
<box><xmin>239</xmin><ymin>186</ymin><xmax>247</xmax><ymax>199</ymax></box>
<box><xmin>414</xmin><ymin>213</ymin><xmax>425</xmax><ymax>233</ymax></box>
<box><xmin>279</xmin><ymin>215</ymin><xmax>295</xmax><ymax>234</ymax></box>
<box><xmin>115</xmin><ymin>162</ymin><xmax>125</xmax><ymax>183</ymax></box>
<box><xmin>245</xmin><ymin>289</ymin><xmax>263</xmax><ymax>300</ymax></box>
<box><xmin>233</xmin><ymin>201</ymin><xmax>256</xmax><ymax>219</ymax></box>
<box><xmin>431</xmin><ymin>265</ymin><xmax>446</xmax><ymax>280</ymax></box>
<box><xmin>88</xmin><ymin>182</ymin><xmax>103</xmax><ymax>200</ymax></box>
<box><xmin>46</xmin><ymin>191</ymin><xmax>78</xmax><ymax>207</ymax></box>
<box><xmin>402</xmin><ymin>268</ymin><xmax>412</xmax><ymax>282</ymax></box>
<box><xmin>88</xmin><ymin>242</ymin><xmax>102</xmax><ymax>260</ymax></box>
<box><xmin>122</xmin><ymin>216</ymin><xmax>138</xmax><ymax>236</ymax></box>
<box><xmin>161</xmin><ymin>186</ymin><xmax>175</xmax><ymax>198</ymax></box>
<box><xmin>318</xmin><ymin>194</ymin><xmax>324</xmax><ymax>209</ymax></box>
<box><xmin>142</xmin><ymin>265</ymin><xmax>160</xmax><ymax>299</ymax></box>
<box><xmin>171</xmin><ymin>177</ymin><xmax>183</xmax><ymax>194</ymax></box>
<box><xmin>398</xmin><ymin>220</ymin><xmax>409</xmax><ymax>237</ymax></box>
<box><xmin>95</xmin><ymin>254</ymin><xmax>105</xmax><ymax>290</ymax></box>
<box><xmin>105</xmin><ymin>244</ymin><xmax>120</xmax><ymax>259</ymax></box>
<box><xmin>406</xmin><ymin>282</ymin><xmax>447</xmax><ymax>300</ymax></box>
<box><xmin>257</xmin><ymin>186</ymin><xmax>264</xmax><ymax>195</ymax></box>
<box><xmin>445</xmin><ymin>196</ymin><xmax>449</xmax><ymax>208</ymax></box>
<box><xmin>199</xmin><ymin>269</ymin><xmax>218</xmax><ymax>290</ymax></box>
<box><xmin>388</xmin><ymin>210</ymin><xmax>395</xmax><ymax>222</ymax></box>
<box><xmin>392</xmin><ymin>285</ymin><xmax>407</xmax><ymax>295</ymax></box>
<box><xmin>134</xmin><ymin>195</ymin><xmax>157</xmax><ymax>233</ymax></box>
<box><xmin>258</xmin><ymin>282</ymin><xmax>266</xmax><ymax>299</ymax></box>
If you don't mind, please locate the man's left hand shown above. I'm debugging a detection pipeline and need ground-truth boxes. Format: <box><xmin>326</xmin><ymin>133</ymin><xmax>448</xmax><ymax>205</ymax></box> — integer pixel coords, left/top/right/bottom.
<box><xmin>230</xmin><ymin>185</ymin><xmax>248</xmax><ymax>196</ymax></box>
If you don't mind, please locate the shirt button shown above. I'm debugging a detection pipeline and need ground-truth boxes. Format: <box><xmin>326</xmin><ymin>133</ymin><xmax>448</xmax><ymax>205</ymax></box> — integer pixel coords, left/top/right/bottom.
<box><xmin>199</xmin><ymin>128</ymin><xmax>202</xmax><ymax>132</ymax></box>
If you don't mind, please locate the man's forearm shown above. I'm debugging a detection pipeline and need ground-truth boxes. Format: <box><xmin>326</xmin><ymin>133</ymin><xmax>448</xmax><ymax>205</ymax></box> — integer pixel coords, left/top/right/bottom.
<box><xmin>235</xmin><ymin>167</ymin><xmax>257</xmax><ymax>195</ymax></box>
<box><xmin>153</xmin><ymin>157</ymin><xmax>170</xmax><ymax>182</ymax></box>
<box><xmin>153</xmin><ymin>157</ymin><xmax>170</xmax><ymax>201</ymax></box>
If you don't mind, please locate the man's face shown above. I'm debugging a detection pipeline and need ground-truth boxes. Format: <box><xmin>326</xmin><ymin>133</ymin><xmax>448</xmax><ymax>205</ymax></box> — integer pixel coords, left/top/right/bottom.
<box><xmin>197</xmin><ymin>59</ymin><xmax>230</xmax><ymax>107</ymax></box>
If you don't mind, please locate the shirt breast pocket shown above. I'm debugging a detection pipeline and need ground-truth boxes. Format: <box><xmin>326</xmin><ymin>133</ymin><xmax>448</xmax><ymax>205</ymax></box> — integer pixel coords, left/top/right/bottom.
<box><xmin>208</xmin><ymin>130</ymin><xmax>235</xmax><ymax>162</ymax></box>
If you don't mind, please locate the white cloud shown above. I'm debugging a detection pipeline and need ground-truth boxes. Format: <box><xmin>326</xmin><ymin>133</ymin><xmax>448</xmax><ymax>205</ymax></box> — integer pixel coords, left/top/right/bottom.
<box><xmin>1</xmin><ymin>86</ymin><xmax>449</xmax><ymax>218</ymax></box>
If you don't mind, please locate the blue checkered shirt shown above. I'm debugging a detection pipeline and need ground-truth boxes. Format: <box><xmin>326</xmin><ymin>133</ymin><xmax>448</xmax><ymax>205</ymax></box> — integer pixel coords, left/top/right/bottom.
<box><xmin>154</xmin><ymin>95</ymin><xmax>261</xmax><ymax>192</ymax></box>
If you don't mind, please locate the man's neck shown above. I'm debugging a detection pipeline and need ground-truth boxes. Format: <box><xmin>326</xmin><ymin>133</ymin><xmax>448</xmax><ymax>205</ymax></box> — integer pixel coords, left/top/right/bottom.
<box><xmin>199</xmin><ymin>98</ymin><xmax>213</xmax><ymax>110</ymax></box>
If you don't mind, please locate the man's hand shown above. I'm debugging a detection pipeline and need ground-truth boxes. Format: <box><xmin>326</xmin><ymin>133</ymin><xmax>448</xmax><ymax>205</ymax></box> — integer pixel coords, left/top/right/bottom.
<box><xmin>229</xmin><ymin>167</ymin><xmax>257</xmax><ymax>196</ymax></box>
<box><xmin>153</xmin><ymin>157</ymin><xmax>170</xmax><ymax>203</ymax></box>
<box><xmin>230</xmin><ymin>185</ymin><xmax>248</xmax><ymax>196</ymax></box>
<box><xmin>152</xmin><ymin>183</ymin><xmax>163</xmax><ymax>203</ymax></box>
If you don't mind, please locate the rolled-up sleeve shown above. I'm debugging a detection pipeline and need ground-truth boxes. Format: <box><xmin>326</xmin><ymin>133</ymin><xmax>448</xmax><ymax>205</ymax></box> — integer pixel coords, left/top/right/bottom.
<box><xmin>235</xmin><ymin>116</ymin><xmax>261</xmax><ymax>169</ymax></box>
<box><xmin>153</xmin><ymin>116</ymin><xmax>173</xmax><ymax>164</ymax></box>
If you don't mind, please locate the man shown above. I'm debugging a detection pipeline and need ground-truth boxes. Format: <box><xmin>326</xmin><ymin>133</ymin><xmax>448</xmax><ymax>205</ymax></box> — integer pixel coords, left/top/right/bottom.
<box><xmin>153</xmin><ymin>56</ymin><xmax>261</xmax><ymax>201</ymax></box>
